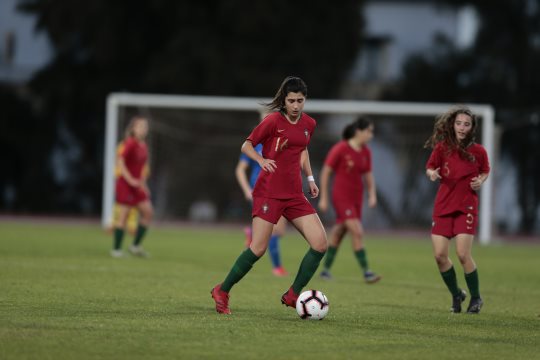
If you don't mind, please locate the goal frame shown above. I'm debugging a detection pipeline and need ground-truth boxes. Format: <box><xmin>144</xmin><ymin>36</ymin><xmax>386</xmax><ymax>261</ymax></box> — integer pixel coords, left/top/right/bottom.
<box><xmin>103</xmin><ymin>93</ymin><xmax>495</xmax><ymax>244</ymax></box>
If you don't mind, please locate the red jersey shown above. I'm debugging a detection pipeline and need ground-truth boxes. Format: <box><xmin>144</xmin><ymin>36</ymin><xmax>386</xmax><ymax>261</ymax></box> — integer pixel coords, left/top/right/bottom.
<box><xmin>247</xmin><ymin>111</ymin><xmax>316</xmax><ymax>199</ymax></box>
<box><xmin>324</xmin><ymin>141</ymin><xmax>372</xmax><ymax>203</ymax></box>
<box><xmin>426</xmin><ymin>142</ymin><xmax>490</xmax><ymax>216</ymax></box>
<box><xmin>120</xmin><ymin>137</ymin><xmax>148</xmax><ymax>180</ymax></box>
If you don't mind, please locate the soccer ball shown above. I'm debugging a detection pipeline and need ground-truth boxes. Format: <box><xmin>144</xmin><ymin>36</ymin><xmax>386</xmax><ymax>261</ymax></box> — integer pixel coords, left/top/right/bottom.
<box><xmin>296</xmin><ymin>290</ymin><xmax>329</xmax><ymax>320</ymax></box>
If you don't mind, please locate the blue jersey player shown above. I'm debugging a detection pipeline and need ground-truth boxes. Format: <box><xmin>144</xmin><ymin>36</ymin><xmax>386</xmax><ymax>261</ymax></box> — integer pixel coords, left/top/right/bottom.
<box><xmin>235</xmin><ymin>143</ymin><xmax>288</xmax><ymax>276</ymax></box>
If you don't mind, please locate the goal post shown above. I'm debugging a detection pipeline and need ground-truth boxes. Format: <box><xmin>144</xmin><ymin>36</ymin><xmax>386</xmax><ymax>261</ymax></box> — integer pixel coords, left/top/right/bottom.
<box><xmin>103</xmin><ymin>93</ymin><xmax>495</xmax><ymax>244</ymax></box>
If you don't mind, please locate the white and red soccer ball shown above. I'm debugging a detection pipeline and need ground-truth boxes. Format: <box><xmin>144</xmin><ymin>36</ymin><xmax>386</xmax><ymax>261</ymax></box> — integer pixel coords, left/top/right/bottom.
<box><xmin>296</xmin><ymin>290</ymin><xmax>329</xmax><ymax>320</ymax></box>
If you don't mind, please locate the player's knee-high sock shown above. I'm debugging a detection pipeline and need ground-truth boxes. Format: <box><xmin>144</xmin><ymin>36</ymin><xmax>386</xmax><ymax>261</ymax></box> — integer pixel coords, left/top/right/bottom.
<box><xmin>268</xmin><ymin>235</ymin><xmax>281</xmax><ymax>268</ymax></box>
<box><xmin>113</xmin><ymin>228</ymin><xmax>124</xmax><ymax>250</ymax></box>
<box><xmin>354</xmin><ymin>248</ymin><xmax>369</xmax><ymax>272</ymax></box>
<box><xmin>440</xmin><ymin>266</ymin><xmax>461</xmax><ymax>296</ymax></box>
<box><xmin>133</xmin><ymin>224</ymin><xmax>147</xmax><ymax>246</ymax></box>
<box><xmin>291</xmin><ymin>248</ymin><xmax>326</xmax><ymax>294</ymax></box>
<box><xmin>221</xmin><ymin>248</ymin><xmax>260</xmax><ymax>293</ymax></box>
<box><xmin>323</xmin><ymin>246</ymin><xmax>338</xmax><ymax>270</ymax></box>
<box><xmin>465</xmin><ymin>268</ymin><xmax>480</xmax><ymax>298</ymax></box>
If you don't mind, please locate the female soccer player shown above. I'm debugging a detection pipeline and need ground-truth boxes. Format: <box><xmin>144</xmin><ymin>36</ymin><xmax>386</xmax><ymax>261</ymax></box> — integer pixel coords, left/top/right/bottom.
<box><xmin>211</xmin><ymin>76</ymin><xmax>327</xmax><ymax>314</ymax></box>
<box><xmin>425</xmin><ymin>106</ymin><xmax>490</xmax><ymax>314</ymax></box>
<box><xmin>111</xmin><ymin>116</ymin><xmax>153</xmax><ymax>258</ymax></box>
<box><xmin>236</xmin><ymin>140</ymin><xmax>288</xmax><ymax>276</ymax></box>
<box><xmin>318</xmin><ymin>117</ymin><xmax>381</xmax><ymax>283</ymax></box>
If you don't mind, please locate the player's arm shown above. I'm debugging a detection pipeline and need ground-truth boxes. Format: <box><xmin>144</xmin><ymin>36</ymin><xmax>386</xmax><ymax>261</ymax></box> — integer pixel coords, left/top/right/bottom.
<box><xmin>301</xmin><ymin>148</ymin><xmax>319</xmax><ymax>199</ymax></box>
<box><xmin>141</xmin><ymin>162</ymin><xmax>150</xmax><ymax>195</ymax></box>
<box><xmin>235</xmin><ymin>160</ymin><xmax>253</xmax><ymax>201</ymax></box>
<box><xmin>241</xmin><ymin>140</ymin><xmax>276</xmax><ymax>173</ymax></box>
<box><xmin>118</xmin><ymin>156</ymin><xmax>140</xmax><ymax>187</ymax></box>
<box><xmin>318</xmin><ymin>165</ymin><xmax>333</xmax><ymax>212</ymax></box>
<box><xmin>364</xmin><ymin>171</ymin><xmax>377</xmax><ymax>208</ymax></box>
<box><xmin>470</xmin><ymin>172</ymin><xmax>489</xmax><ymax>191</ymax></box>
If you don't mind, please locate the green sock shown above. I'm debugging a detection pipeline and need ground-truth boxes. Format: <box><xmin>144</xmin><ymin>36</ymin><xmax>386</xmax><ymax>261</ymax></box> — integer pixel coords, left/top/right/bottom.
<box><xmin>221</xmin><ymin>248</ymin><xmax>260</xmax><ymax>293</ymax></box>
<box><xmin>323</xmin><ymin>246</ymin><xmax>338</xmax><ymax>270</ymax></box>
<box><xmin>133</xmin><ymin>224</ymin><xmax>147</xmax><ymax>246</ymax></box>
<box><xmin>465</xmin><ymin>269</ymin><xmax>480</xmax><ymax>298</ymax></box>
<box><xmin>440</xmin><ymin>266</ymin><xmax>461</xmax><ymax>297</ymax></box>
<box><xmin>113</xmin><ymin>228</ymin><xmax>124</xmax><ymax>250</ymax></box>
<box><xmin>354</xmin><ymin>248</ymin><xmax>369</xmax><ymax>272</ymax></box>
<box><xmin>292</xmin><ymin>248</ymin><xmax>326</xmax><ymax>294</ymax></box>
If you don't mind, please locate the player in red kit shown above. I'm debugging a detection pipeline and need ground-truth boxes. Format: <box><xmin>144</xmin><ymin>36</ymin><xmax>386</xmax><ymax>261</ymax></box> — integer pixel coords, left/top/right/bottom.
<box><xmin>111</xmin><ymin>116</ymin><xmax>153</xmax><ymax>258</ymax></box>
<box><xmin>425</xmin><ymin>106</ymin><xmax>490</xmax><ymax>314</ymax></box>
<box><xmin>211</xmin><ymin>76</ymin><xmax>327</xmax><ymax>314</ymax></box>
<box><xmin>318</xmin><ymin>117</ymin><xmax>381</xmax><ymax>284</ymax></box>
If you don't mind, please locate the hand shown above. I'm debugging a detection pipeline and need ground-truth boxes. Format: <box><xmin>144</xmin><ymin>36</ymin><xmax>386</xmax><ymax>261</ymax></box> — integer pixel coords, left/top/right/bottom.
<box><xmin>368</xmin><ymin>194</ymin><xmax>377</xmax><ymax>208</ymax></box>
<box><xmin>318</xmin><ymin>197</ymin><xmax>328</xmax><ymax>213</ymax></box>
<box><xmin>428</xmin><ymin>168</ymin><xmax>441</xmax><ymax>182</ymax></box>
<box><xmin>244</xmin><ymin>191</ymin><xmax>253</xmax><ymax>202</ymax></box>
<box><xmin>308</xmin><ymin>182</ymin><xmax>319</xmax><ymax>199</ymax></box>
<box><xmin>259</xmin><ymin>158</ymin><xmax>277</xmax><ymax>173</ymax></box>
<box><xmin>470</xmin><ymin>176</ymin><xmax>484</xmax><ymax>191</ymax></box>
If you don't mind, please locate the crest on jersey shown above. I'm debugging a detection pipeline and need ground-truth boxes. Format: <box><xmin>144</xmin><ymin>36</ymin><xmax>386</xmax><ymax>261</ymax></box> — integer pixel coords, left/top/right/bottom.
<box><xmin>345</xmin><ymin>209</ymin><xmax>352</xmax><ymax>216</ymax></box>
<box><xmin>262</xmin><ymin>203</ymin><xmax>269</xmax><ymax>214</ymax></box>
<box><xmin>304</xmin><ymin>129</ymin><xmax>309</xmax><ymax>138</ymax></box>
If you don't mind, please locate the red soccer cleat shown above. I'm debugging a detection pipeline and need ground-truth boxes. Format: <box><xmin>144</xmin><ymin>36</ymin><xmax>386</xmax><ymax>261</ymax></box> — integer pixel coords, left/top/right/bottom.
<box><xmin>211</xmin><ymin>284</ymin><xmax>231</xmax><ymax>314</ymax></box>
<box><xmin>272</xmin><ymin>266</ymin><xmax>288</xmax><ymax>277</ymax></box>
<box><xmin>280</xmin><ymin>287</ymin><xmax>299</xmax><ymax>308</ymax></box>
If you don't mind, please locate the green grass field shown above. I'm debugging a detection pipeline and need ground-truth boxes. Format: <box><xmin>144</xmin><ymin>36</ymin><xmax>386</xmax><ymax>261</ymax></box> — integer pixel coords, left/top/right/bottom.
<box><xmin>0</xmin><ymin>221</ymin><xmax>539</xmax><ymax>360</ymax></box>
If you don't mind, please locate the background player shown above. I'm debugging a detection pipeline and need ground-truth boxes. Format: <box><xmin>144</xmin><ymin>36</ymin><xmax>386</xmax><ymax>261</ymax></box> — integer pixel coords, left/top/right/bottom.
<box><xmin>211</xmin><ymin>76</ymin><xmax>327</xmax><ymax>314</ymax></box>
<box><xmin>318</xmin><ymin>117</ymin><xmax>381</xmax><ymax>284</ymax></box>
<box><xmin>111</xmin><ymin>116</ymin><xmax>153</xmax><ymax>258</ymax></box>
<box><xmin>235</xmin><ymin>136</ymin><xmax>288</xmax><ymax>276</ymax></box>
<box><xmin>425</xmin><ymin>106</ymin><xmax>490</xmax><ymax>314</ymax></box>
<box><xmin>106</xmin><ymin>140</ymin><xmax>150</xmax><ymax>236</ymax></box>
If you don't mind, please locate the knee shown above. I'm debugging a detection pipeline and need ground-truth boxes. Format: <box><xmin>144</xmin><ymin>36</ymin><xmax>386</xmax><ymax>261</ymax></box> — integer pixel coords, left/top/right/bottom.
<box><xmin>434</xmin><ymin>253</ymin><xmax>449</xmax><ymax>266</ymax></box>
<box><xmin>141</xmin><ymin>209</ymin><xmax>153</xmax><ymax>223</ymax></box>
<box><xmin>313</xmin><ymin>237</ymin><xmax>328</xmax><ymax>253</ymax></box>
<box><xmin>250</xmin><ymin>244</ymin><xmax>267</xmax><ymax>257</ymax></box>
<box><xmin>456</xmin><ymin>252</ymin><xmax>470</xmax><ymax>265</ymax></box>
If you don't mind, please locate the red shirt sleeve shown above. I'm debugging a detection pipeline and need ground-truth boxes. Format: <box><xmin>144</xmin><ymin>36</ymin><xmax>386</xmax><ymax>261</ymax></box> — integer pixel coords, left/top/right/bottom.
<box><xmin>247</xmin><ymin>115</ymin><xmax>276</xmax><ymax>146</ymax></box>
<box><xmin>477</xmin><ymin>145</ymin><xmax>490</xmax><ymax>174</ymax></box>
<box><xmin>120</xmin><ymin>138</ymin><xmax>135</xmax><ymax>159</ymax></box>
<box><xmin>324</xmin><ymin>143</ymin><xmax>343</xmax><ymax>170</ymax></box>
<box><xmin>426</xmin><ymin>143</ymin><xmax>443</xmax><ymax>170</ymax></box>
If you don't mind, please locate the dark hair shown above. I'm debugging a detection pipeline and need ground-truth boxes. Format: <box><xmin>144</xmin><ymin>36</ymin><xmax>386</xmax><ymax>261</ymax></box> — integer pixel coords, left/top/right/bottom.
<box><xmin>342</xmin><ymin>116</ymin><xmax>373</xmax><ymax>140</ymax></box>
<box><xmin>265</xmin><ymin>76</ymin><xmax>308</xmax><ymax>112</ymax></box>
<box><xmin>424</xmin><ymin>105</ymin><xmax>477</xmax><ymax>160</ymax></box>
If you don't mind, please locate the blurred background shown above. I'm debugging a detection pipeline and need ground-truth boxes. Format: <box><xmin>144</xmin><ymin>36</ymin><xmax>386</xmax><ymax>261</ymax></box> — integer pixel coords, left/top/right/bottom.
<box><xmin>0</xmin><ymin>0</ymin><xmax>539</xmax><ymax>238</ymax></box>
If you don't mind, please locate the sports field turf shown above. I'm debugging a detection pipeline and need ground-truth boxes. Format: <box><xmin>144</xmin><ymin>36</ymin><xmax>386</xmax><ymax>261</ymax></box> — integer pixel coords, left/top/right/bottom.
<box><xmin>0</xmin><ymin>221</ymin><xmax>539</xmax><ymax>359</ymax></box>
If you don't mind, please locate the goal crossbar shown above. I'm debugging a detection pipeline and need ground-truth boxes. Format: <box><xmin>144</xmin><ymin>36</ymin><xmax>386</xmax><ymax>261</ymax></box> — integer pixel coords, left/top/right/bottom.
<box><xmin>104</xmin><ymin>93</ymin><xmax>495</xmax><ymax>244</ymax></box>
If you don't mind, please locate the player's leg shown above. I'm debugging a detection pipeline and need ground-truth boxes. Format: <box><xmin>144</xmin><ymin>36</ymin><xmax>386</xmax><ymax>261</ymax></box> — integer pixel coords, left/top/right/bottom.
<box><xmin>320</xmin><ymin>223</ymin><xmax>346</xmax><ymax>279</ymax></box>
<box><xmin>129</xmin><ymin>200</ymin><xmax>153</xmax><ymax>257</ymax></box>
<box><xmin>212</xmin><ymin>216</ymin><xmax>274</xmax><ymax>314</ymax></box>
<box><xmin>126</xmin><ymin>207</ymin><xmax>139</xmax><ymax>235</ymax></box>
<box><xmin>281</xmin><ymin>212</ymin><xmax>327</xmax><ymax>307</ymax></box>
<box><xmin>455</xmin><ymin>233</ymin><xmax>482</xmax><ymax>314</ymax></box>
<box><xmin>269</xmin><ymin>216</ymin><xmax>288</xmax><ymax>276</ymax></box>
<box><xmin>346</xmin><ymin>219</ymin><xmax>381</xmax><ymax>283</ymax></box>
<box><xmin>112</xmin><ymin>204</ymin><xmax>130</xmax><ymax>257</ymax></box>
<box><xmin>432</xmin><ymin>233</ymin><xmax>466</xmax><ymax>312</ymax></box>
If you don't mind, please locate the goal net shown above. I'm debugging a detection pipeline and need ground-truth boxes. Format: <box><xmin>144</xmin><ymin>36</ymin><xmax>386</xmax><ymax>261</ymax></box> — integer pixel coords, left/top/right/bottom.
<box><xmin>103</xmin><ymin>93</ymin><xmax>495</xmax><ymax>244</ymax></box>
